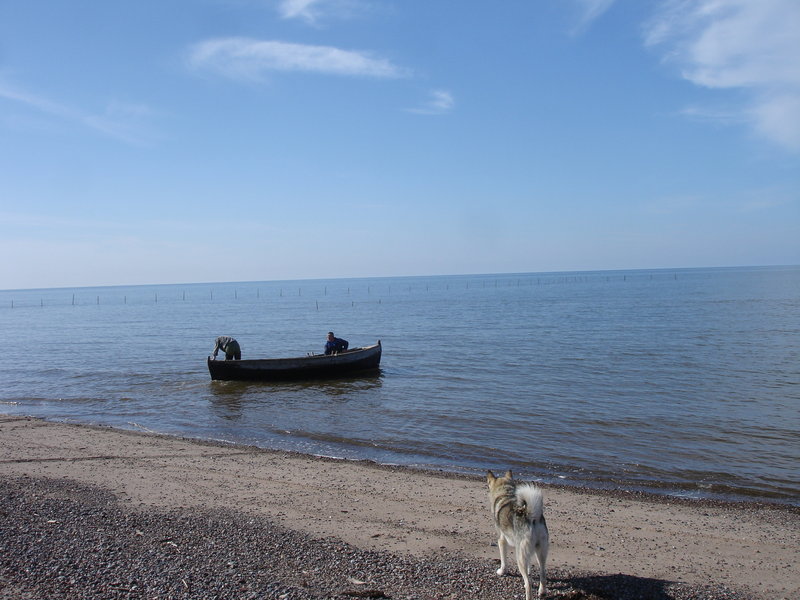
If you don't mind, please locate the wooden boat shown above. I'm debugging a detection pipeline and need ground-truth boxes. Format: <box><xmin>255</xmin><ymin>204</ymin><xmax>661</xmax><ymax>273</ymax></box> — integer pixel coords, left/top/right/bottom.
<box><xmin>207</xmin><ymin>340</ymin><xmax>382</xmax><ymax>381</ymax></box>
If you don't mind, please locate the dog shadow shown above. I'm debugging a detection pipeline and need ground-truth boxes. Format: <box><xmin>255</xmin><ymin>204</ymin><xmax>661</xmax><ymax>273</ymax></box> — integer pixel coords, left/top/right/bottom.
<box><xmin>561</xmin><ymin>572</ymin><xmax>675</xmax><ymax>599</ymax></box>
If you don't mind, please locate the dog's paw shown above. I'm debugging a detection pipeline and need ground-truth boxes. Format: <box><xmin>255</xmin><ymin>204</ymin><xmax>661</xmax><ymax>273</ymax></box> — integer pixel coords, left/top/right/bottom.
<box><xmin>496</xmin><ymin>567</ymin><xmax>505</xmax><ymax>576</ymax></box>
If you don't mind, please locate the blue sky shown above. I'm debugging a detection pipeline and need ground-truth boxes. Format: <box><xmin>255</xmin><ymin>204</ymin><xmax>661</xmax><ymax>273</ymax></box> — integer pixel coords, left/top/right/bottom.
<box><xmin>1</xmin><ymin>0</ymin><xmax>798</xmax><ymax>289</ymax></box>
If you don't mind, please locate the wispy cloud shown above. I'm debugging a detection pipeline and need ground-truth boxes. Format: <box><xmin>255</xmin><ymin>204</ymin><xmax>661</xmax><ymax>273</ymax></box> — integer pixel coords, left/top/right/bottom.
<box><xmin>406</xmin><ymin>89</ymin><xmax>454</xmax><ymax>115</ymax></box>
<box><xmin>677</xmin><ymin>104</ymin><xmax>750</xmax><ymax>129</ymax></box>
<box><xmin>278</xmin><ymin>0</ymin><xmax>322</xmax><ymax>23</ymax></box>
<box><xmin>0</xmin><ymin>210</ymin><xmax>279</xmax><ymax>243</ymax></box>
<box><xmin>571</xmin><ymin>0</ymin><xmax>617</xmax><ymax>35</ymax></box>
<box><xmin>0</xmin><ymin>84</ymin><xmax>73</xmax><ymax>118</ymax></box>
<box><xmin>643</xmin><ymin>185</ymin><xmax>794</xmax><ymax>217</ymax></box>
<box><xmin>277</xmin><ymin>0</ymin><xmax>369</xmax><ymax>25</ymax></box>
<box><xmin>187</xmin><ymin>37</ymin><xmax>409</xmax><ymax>81</ymax></box>
<box><xmin>0</xmin><ymin>81</ymin><xmax>157</xmax><ymax>145</ymax></box>
<box><xmin>735</xmin><ymin>191</ymin><xmax>792</xmax><ymax>213</ymax></box>
<box><xmin>645</xmin><ymin>0</ymin><xmax>800</xmax><ymax>151</ymax></box>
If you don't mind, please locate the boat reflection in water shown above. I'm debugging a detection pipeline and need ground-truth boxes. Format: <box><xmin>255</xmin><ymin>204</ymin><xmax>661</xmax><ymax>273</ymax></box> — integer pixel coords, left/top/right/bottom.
<box><xmin>206</xmin><ymin>370</ymin><xmax>384</xmax><ymax>422</ymax></box>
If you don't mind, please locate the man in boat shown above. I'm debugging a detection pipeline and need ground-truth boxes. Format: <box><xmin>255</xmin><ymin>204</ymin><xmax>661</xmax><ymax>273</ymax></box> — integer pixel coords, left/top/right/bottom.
<box><xmin>211</xmin><ymin>336</ymin><xmax>241</xmax><ymax>360</ymax></box>
<box><xmin>324</xmin><ymin>332</ymin><xmax>348</xmax><ymax>355</ymax></box>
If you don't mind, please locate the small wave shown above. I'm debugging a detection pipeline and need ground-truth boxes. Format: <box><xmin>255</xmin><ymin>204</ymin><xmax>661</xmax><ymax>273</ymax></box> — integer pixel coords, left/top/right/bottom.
<box><xmin>127</xmin><ymin>422</ymin><xmax>158</xmax><ymax>433</ymax></box>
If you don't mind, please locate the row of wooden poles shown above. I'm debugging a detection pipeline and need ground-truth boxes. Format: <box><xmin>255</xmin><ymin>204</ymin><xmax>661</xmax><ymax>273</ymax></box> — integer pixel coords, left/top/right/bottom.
<box><xmin>7</xmin><ymin>295</ymin><xmax>382</xmax><ymax>309</ymax></box>
<box><xmin>6</xmin><ymin>274</ymin><xmax>679</xmax><ymax>308</ymax></box>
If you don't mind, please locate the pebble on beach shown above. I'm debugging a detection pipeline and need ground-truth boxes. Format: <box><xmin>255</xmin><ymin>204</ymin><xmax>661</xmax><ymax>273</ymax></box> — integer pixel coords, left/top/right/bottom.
<box><xmin>1</xmin><ymin>476</ymin><xmax>757</xmax><ymax>600</ymax></box>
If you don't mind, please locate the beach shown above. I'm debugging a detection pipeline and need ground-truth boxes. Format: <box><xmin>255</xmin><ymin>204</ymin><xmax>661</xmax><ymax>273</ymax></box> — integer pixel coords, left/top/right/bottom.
<box><xmin>1</xmin><ymin>416</ymin><xmax>797</xmax><ymax>599</ymax></box>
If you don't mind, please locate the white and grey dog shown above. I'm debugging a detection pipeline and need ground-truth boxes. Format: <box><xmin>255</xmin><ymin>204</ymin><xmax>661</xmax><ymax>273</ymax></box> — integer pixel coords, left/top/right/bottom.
<box><xmin>487</xmin><ymin>470</ymin><xmax>549</xmax><ymax>599</ymax></box>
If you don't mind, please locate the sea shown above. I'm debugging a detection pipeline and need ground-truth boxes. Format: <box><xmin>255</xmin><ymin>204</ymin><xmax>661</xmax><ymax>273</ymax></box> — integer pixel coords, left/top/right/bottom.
<box><xmin>1</xmin><ymin>266</ymin><xmax>798</xmax><ymax>506</ymax></box>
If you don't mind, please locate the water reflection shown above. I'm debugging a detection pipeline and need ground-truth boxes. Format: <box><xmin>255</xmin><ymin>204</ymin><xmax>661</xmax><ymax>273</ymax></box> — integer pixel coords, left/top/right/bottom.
<box><xmin>207</xmin><ymin>372</ymin><xmax>383</xmax><ymax>420</ymax></box>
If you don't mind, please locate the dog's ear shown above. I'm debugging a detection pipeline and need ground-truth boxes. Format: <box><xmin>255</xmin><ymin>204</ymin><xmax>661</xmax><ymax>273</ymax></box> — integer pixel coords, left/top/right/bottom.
<box><xmin>504</xmin><ymin>469</ymin><xmax>513</xmax><ymax>479</ymax></box>
<box><xmin>487</xmin><ymin>470</ymin><xmax>496</xmax><ymax>484</ymax></box>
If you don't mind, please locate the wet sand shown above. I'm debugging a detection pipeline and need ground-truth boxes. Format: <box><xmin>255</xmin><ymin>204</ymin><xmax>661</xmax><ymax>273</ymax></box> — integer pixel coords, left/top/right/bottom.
<box><xmin>1</xmin><ymin>415</ymin><xmax>797</xmax><ymax>599</ymax></box>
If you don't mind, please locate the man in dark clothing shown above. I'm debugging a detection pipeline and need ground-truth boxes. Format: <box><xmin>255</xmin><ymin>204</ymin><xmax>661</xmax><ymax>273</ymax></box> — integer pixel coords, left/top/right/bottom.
<box><xmin>212</xmin><ymin>336</ymin><xmax>241</xmax><ymax>360</ymax></box>
<box><xmin>324</xmin><ymin>332</ymin><xmax>348</xmax><ymax>355</ymax></box>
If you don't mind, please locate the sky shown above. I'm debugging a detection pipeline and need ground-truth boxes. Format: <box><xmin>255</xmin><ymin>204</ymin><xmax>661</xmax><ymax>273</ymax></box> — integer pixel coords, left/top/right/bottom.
<box><xmin>1</xmin><ymin>0</ymin><xmax>798</xmax><ymax>290</ymax></box>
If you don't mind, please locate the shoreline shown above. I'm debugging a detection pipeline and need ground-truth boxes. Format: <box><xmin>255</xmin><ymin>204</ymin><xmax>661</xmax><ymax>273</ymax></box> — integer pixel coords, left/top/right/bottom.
<box><xmin>54</xmin><ymin>419</ymin><xmax>800</xmax><ymax>511</ymax></box>
<box><xmin>2</xmin><ymin>415</ymin><xmax>798</xmax><ymax>599</ymax></box>
<box><xmin>6</xmin><ymin>410</ymin><xmax>796</xmax><ymax>509</ymax></box>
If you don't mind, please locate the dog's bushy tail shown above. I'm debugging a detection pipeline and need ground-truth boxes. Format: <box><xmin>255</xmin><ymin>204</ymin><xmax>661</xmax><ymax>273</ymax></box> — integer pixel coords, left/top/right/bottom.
<box><xmin>515</xmin><ymin>484</ymin><xmax>544</xmax><ymax>522</ymax></box>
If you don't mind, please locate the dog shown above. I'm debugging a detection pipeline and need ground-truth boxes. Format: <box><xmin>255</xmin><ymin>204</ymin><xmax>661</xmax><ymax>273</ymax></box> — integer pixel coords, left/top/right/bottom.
<box><xmin>487</xmin><ymin>470</ymin><xmax>549</xmax><ymax>599</ymax></box>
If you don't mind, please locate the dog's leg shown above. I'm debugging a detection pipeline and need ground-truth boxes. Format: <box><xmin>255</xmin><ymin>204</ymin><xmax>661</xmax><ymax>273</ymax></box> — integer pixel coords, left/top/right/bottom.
<box><xmin>533</xmin><ymin>550</ymin><xmax>546</xmax><ymax>597</ymax></box>
<box><xmin>533</xmin><ymin>535</ymin><xmax>548</xmax><ymax>597</ymax></box>
<box><xmin>515</xmin><ymin>543</ymin><xmax>532</xmax><ymax>600</ymax></box>
<box><xmin>496</xmin><ymin>535</ymin><xmax>508</xmax><ymax>576</ymax></box>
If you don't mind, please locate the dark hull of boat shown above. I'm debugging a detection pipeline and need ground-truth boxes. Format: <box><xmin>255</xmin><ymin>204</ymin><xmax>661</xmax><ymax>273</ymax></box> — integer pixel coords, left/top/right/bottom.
<box><xmin>207</xmin><ymin>341</ymin><xmax>382</xmax><ymax>381</ymax></box>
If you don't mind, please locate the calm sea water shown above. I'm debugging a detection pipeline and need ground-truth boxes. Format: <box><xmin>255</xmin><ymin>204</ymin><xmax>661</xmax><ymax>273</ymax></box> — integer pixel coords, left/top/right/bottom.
<box><xmin>1</xmin><ymin>267</ymin><xmax>798</xmax><ymax>505</ymax></box>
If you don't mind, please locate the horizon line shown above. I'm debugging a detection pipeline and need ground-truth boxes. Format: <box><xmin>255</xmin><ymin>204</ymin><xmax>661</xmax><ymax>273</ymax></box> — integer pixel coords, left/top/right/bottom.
<box><xmin>1</xmin><ymin>264</ymin><xmax>797</xmax><ymax>294</ymax></box>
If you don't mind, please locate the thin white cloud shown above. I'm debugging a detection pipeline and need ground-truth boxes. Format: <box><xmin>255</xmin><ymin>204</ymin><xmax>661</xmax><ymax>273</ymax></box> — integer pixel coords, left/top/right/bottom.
<box><xmin>679</xmin><ymin>105</ymin><xmax>746</xmax><ymax>126</ymax></box>
<box><xmin>645</xmin><ymin>0</ymin><xmax>800</xmax><ymax>151</ymax></box>
<box><xmin>0</xmin><ymin>210</ymin><xmax>279</xmax><ymax>243</ymax></box>
<box><xmin>643</xmin><ymin>185</ymin><xmax>794</xmax><ymax>217</ymax></box>
<box><xmin>0</xmin><ymin>81</ymin><xmax>157</xmax><ymax>145</ymax></box>
<box><xmin>0</xmin><ymin>211</ymin><xmax>124</xmax><ymax>233</ymax></box>
<box><xmin>571</xmin><ymin>0</ymin><xmax>617</xmax><ymax>35</ymax></box>
<box><xmin>187</xmin><ymin>37</ymin><xmax>408</xmax><ymax>81</ymax></box>
<box><xmin>748</xmin><ymin>93</ymin><xmax>800</xmax><ymax>151</ymax></box>
<box><xmin>735</xmin><ymin>187</ymin><xmax>793</xmax><ymax>213</ymax></box>
<box><xmin>277</xmin><ymin>0</ymin><xmax>369</xmax><ymax>25</ymax></box>
<box><xmin>278</xmin><ymin>0</ymin><xmax>327</xmax><ymax>24</ymax></box>
<box><xmin>406</xmin><ymin>89</ymin><xmax>454</xmax><ymax>116</ymax></box>
<box><xmin>279</xmin><ymin>0</ymin><xmax>321</xmax><ymax>22</ymax></box>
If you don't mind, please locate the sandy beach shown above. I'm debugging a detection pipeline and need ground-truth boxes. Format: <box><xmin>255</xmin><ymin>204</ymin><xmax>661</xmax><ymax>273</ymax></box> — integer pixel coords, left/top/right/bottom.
<box><xmin>1</xmin><ymin>415</ymin><xmax>797</xmax><ymax>599</ymax></box>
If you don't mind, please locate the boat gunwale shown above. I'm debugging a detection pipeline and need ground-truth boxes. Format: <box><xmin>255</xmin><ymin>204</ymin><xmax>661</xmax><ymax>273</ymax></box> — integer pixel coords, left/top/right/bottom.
<box><xmin>206</xmin><ymin>341</ymin><xmax>381</xmax><ymax>381</ymax></box>
<box><xmin>208</xmin><ymin>342</ymin><xmax>380</xmax><ymax>367</ymax></box>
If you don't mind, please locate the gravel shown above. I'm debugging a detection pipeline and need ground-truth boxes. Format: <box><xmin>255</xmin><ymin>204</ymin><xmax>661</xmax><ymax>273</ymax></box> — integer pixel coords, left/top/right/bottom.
<box><xmin>1</xmin><ymin>476</ymin><xmax>756</xmax><ymax>600</ymax></box>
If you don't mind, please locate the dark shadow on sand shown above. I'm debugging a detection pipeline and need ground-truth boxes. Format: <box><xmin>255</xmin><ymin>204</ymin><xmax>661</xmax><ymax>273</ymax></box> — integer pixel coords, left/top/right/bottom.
<box><xmin>560</xmin><ymin>572</ymin><xmax>677</xmax><ymax>599</ymax></box>
<box><xmin>495</xmin><ymin>567</ymin><xmax>683</xmax><ymax>600</ymax></box>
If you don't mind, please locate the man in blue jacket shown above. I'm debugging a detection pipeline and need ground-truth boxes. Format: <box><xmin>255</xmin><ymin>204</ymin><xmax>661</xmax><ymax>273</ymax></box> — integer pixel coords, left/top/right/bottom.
<box><xmin>324</xmin><ymin>332</ymin><xmax>348</xmax><ymax>355</ymax></box>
